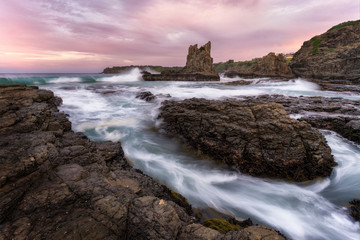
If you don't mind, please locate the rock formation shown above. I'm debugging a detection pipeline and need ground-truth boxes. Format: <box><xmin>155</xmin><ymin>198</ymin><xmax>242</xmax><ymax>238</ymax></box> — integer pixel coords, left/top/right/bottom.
<box><xmin>158</xmin><ymin>98</ymin><xmax>336</xmax><ymax>182</ymax></box>
<box><xmin>182</xmin><ymin>41</ymin><xmax>218</xmax><ymax>75</ymax></box>
<box><xmin>224</xmin><ymin>52</ymin><xmax>294</xmax><ymax>79</ymax></box>
<box><xmin>142</xmin><ymin>41</ymin><xmax>220</xmax><ymax>81</ymax></box>
<box><xmin>290</xmin><ymin>20</ymin><xmax>360</xmax><ymax>81</ymax></box>
<box><xmin>0</xmin><ymin>85</ymin><xmax>286</xmax><ymax>239</ymax></box>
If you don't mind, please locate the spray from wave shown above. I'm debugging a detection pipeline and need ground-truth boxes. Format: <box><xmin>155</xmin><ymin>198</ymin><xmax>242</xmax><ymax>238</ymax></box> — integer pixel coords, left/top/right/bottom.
<box><xmin>99</xmin><ymin>68</ymin><xmax>143</xmax><ymax>83</ymax></box>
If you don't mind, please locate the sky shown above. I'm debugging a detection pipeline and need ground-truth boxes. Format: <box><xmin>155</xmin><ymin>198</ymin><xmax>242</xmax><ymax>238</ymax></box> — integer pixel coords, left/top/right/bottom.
<box><xmin>0</xmin><ymin>0</ymin><xmax>359</xmax><ymax>73</ymax></box>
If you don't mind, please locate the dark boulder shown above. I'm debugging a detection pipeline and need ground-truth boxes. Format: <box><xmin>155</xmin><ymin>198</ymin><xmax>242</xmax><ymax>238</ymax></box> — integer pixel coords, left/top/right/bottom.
<box><xmin>136</xmin><ymin>91</ymin><xmax>156</xmax><ymax>101</ymax></box>
<box><xmin>158</xmin><ymin>98</ymin><xmax>336</xmax><ymax>181</ymax></box>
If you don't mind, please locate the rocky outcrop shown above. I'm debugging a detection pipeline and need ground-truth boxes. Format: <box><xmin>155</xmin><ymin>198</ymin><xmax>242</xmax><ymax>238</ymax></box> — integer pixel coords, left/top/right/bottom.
<box><xmin>136</xmin><ymin>91</ymin><xmax>156</xmax><ymax>101</ymax></box>
<box><xmin>290</xmin><ymin>20</ymin><xmax>360</xmax><ymax>81</ymax></box>
<box><xmin>238</xmin><ymin>94</ymin><xmax>360</xmax><ymax>144</ymax></box>
<box><xmin>349</xmin><ymin>199</ymin><xmax>360</xmax><ymax>222</ymax></box>
<box><xmin>158</xmin><ymin>98</ymin><xmax>336</xmax><ymax>182</ymax></box>
<box><xmin>0</xmin><ymin>85</ymin><xmax>286</xmax><ymax>239</ymax></box>
<box><xmin>142</xmin><ymin>71</ymin><xmax>220</xmax><ymax>81</ymax></box>
<box><xmin>224</xmin><ymin>53</ymin><xmax>294</xmax><ymax>79</ymax></box>
<box><xmin>142</xmin><ymin>41</ymin><xmax>220</xmax><ymax>81</ymax></box>
<box><xmin>182</xmin><ymin>41</ymin><xmax>218</xmax><ymax>75</ymax></box>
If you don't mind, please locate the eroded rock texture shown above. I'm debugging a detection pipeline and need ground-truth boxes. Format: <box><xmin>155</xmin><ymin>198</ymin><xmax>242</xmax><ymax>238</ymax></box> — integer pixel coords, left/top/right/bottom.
<box><xmin>225</xmin><ymin>52</ymin><xmax>294</xmax><ymax>79</ymax></box>
<box><xmin>182</xmin><ymin>41</ymin><xmax>218</xmax><ymax>76</ymax></box>
<box><xmin>159</xmin><ymin>98</ymin><xmax>336</xmax><ymax>181</ymax></box>
<box><xmin>142</xmin><ymin>41</ymin><xmax>220</xmax><ymax>81</ymax></box>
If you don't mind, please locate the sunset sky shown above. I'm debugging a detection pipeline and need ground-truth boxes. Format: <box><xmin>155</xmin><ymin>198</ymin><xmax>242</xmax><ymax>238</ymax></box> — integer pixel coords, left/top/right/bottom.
<box><xmin>0</xmin><ymin>0</ymin><xmax>359</xmax><ymax>73</ymax></box>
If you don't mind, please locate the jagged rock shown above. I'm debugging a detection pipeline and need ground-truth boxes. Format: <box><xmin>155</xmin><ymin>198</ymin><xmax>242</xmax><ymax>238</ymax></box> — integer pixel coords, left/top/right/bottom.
<box><xmin>158</xmin><ymin>98</ymin><xmax>336</xmax><ymax>181</ymax></box>
<box><xmin>290</xmin><ymin>20</ymin><xmax>360</xmax><ymax>81</ymax></box>
<box><xmin>182</xmin><ymin>41</ymin><xmax>218</xmax><ymax>75</ymax></box>
<box><xmin>142</xmin><ymin>41</ymin><xmax>220</xmax><ymax>81</ymax></box>
<box><xmin>224</xmin><ymin>53</ymin><xmax>294</xmax><ymax>79</ymax></box>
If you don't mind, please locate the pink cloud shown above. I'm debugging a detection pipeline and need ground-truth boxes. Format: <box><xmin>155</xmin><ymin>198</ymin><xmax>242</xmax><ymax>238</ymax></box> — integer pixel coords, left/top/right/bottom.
<box><xmin>0</xmin><ymin>0</ymin><xmax>358</xmax><ymax>72</ymax></box>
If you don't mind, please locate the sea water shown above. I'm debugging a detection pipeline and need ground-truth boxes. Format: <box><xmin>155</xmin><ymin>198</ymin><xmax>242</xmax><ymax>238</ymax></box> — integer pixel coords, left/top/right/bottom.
<box><xmin>1</xmin><ymin>69</ymin><xmax>360</xmax><ymax>240</ymax></box>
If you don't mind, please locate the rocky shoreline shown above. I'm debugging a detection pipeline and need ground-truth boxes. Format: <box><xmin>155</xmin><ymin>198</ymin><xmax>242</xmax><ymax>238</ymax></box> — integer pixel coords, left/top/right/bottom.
<box><xmin>0</xmin><ymin>85</ymin><xmax>287</xmax><ymax>239</ymax></box>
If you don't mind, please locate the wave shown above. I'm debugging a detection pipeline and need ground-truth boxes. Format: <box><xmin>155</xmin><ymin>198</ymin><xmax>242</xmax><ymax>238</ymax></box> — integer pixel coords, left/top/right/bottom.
<box><xmin>0</xmin><ymin>75</ymin><xmax>97</xmax><ymax>85</ymax></box>
<box><xmin>0</xmin><ymin>76</ymin><xmax>48</xmax><ymax>85</ymax></box>
<box><xmin>99</xmin><ymin>67</ymin><xmax>143</xmax><ymax>82</ymax></box>
<box><xmin>48</xmin><ymin>77</ymin><xmax>83</xmax><ymax>83</ymax></box>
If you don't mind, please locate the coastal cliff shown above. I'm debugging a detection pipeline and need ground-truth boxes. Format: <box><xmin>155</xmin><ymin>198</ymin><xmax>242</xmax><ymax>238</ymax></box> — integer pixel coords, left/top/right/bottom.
<box><xmin>290</xmin><ymin>20</ymin><xmax>360</xmax><ymax>81</ymax></box>
<box><xmin>224</xmin><ymin>52</ymin><xmax>294</xmax><ymax>79</ymax></box>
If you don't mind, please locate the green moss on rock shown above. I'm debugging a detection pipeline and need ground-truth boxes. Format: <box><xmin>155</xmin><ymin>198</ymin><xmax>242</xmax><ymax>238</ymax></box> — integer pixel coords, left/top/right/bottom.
<box><xmin>171</xmin><ymin>190</ymin><xmax>189</xmax><ymax>205</ymax></box>
<box><xmin>328</xmin><ymin>20</ymin><xmax>360</xmax><ymax>32</ymax></box>
<box><xmin>203</xmin><ymin>218</ymin><xmax>242</xmax><ymax>233</ymax></box>
<box><xmin>310</xmin><ymin>37</ymin><xmax>322</xmax><ymax>54</ymax></box>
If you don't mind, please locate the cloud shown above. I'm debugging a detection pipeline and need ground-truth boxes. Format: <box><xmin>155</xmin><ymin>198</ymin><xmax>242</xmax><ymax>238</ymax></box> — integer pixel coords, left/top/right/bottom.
<box><xmin>0</xmin><ymin>0</ymin><xmax>358</xmax><ymax>72</ymax></box>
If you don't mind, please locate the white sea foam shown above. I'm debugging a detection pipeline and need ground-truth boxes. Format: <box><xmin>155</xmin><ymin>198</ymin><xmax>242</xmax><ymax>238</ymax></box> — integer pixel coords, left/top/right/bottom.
<box><xmin>150</xmin><ymin>84</ymin><xmax>265</xmax><ymax>99</ymax></box>
<box><xmin>99</xmin><ymin>67</ymin><xmax>143</xmax><ymax>82</ymax></box>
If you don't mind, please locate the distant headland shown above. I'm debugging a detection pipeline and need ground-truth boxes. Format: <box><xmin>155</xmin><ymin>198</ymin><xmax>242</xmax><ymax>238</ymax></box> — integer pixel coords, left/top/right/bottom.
<box><xmin>103</xmin><ymin>20</ymin><xmax>360</xmax><ymax>83</ymax></box>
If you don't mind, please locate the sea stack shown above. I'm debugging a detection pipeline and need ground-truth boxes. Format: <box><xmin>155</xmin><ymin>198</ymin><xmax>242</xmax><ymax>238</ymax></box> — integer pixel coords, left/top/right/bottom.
<box><xmin>142</xmin><ymin>41</ymin><xmax>220</xmax><ymax>81</ymax></box>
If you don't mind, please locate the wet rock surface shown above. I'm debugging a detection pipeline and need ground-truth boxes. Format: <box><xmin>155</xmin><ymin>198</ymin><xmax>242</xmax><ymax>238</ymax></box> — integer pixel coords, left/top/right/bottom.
<box><xmin>239</xmin><ymin>94</ymin><xmax>360</xmax><ymax>144</ymax></box>
<box><xmin>349</xmin><ymin>199</ymin><xmax>360</xmax><ymax>222</ymax></box>
<box><xmin>136</xmin><ymin>91</ymin><xmax>157</xmax><ymax>101</ymax></box>
<box><xmin>142</xmin><ymin>41</ymin><xmax>220</xmax><ymax>81</ymax></box>
<box><xmin>290</xmin><ymin>21</ymin><xmax>360</xmax><ymax>81</ymax></box>
<box><xmin>0</xmin><ymin>85</ymin><xmax>286</xmax><ymax>239</ymax></box>
<box><xmin>224</xmin><ymin>53</ymin><xmax>294</xmax><ymax>79</ymax></box>
<box><xmin>309</xmin><ymin>79</ymin><xmax>360</xmax><ymax>93</ymax></box>
<box><xmin>159</xmin><ymin>98</ymin><xmax>336</xmax><ymax>181</ymax></box>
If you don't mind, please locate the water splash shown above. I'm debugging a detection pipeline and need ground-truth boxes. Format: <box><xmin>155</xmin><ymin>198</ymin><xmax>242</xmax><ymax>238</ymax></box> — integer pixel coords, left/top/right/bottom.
<box><xmin>99</xmin><ymin>67</ymin><xmax>143</xmax><ymax>82</ymax></box>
